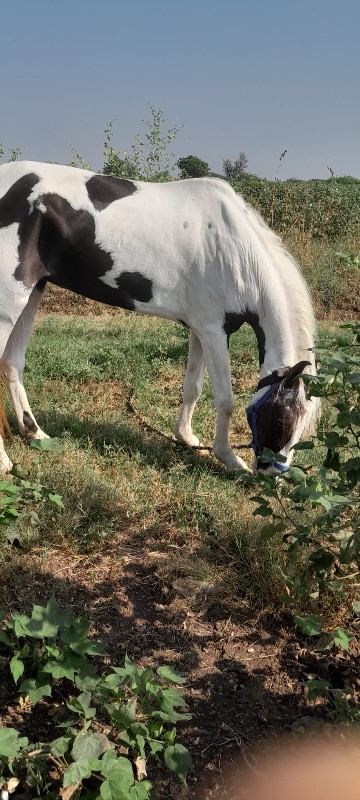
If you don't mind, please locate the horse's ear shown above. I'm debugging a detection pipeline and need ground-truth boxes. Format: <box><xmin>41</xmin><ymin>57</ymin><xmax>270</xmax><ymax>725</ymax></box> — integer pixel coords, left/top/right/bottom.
<box><xmin>283</xmin><ymin>360</ymin><xmax>311</xmax><ymax>387</ymax></box>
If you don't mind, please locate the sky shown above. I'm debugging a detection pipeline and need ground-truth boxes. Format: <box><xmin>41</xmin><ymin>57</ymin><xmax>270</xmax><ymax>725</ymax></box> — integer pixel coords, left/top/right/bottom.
<box><xmin>1</xmin><ymin>0</ymin><xmax>359</xmax><ymax>180</ymax></box>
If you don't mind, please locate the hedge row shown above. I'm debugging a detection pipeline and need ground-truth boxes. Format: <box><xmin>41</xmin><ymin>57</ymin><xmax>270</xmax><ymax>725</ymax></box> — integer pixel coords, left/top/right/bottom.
<box><xmin>230</xmin><ymin>174</ymin><xmax>360</xmax><ymax>240</ymax></box>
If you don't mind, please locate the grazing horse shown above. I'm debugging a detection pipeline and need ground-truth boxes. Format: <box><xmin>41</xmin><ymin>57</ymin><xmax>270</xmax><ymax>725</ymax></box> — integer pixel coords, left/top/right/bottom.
<box><xmin>0</xmin><ymin>161</ymin><xmax>318</xmax><ymax>473</ymax></box>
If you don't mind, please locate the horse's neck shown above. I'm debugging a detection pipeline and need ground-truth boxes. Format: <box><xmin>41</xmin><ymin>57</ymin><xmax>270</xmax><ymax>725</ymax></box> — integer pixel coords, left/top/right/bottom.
<box><xmin>252</xmin><ymin>282</ymin><xmax>301</xmax><ymax>378</ymax></box>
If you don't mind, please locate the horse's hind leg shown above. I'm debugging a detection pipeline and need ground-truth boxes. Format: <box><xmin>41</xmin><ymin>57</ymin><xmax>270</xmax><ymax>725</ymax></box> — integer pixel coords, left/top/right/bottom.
<box><xmin>199</xmin><ymin>328</ymin><xmax>250</xmax><ymax>471</ymax></box>
<box><xmin>0</xmin><ymin>283</ymin><xmax>49</xmax><ymax>441</ymax></box>
<box><xmin>174</xmin><ymin>330</ymin><xmax>206</xmax><ymax>447</ymax></box>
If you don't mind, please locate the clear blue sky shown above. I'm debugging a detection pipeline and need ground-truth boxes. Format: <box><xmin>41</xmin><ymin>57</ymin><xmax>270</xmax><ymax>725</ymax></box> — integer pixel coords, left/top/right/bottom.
<box><xmin>1</xmin><ymin>0</ymin><xmax>359</xmax><ymax>179</ymax></box>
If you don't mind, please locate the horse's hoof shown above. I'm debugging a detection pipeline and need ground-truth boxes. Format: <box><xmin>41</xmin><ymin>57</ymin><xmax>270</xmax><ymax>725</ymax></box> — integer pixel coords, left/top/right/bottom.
<box><xmin>0</xmin><ymin>454</ymin><xmax>13</xmax><ymax>473</ymax></box>
<box><xmin>32</xmin><ymin>429</ymin><xmax>50</xmax><ymax>441</ymax></box>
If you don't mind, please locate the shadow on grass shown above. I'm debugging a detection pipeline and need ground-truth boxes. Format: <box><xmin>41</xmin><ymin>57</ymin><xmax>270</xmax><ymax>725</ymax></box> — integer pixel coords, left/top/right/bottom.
<box><xmin>0</xmin><ymin>555</ymin><xmax>331</xmax><ymax>797</ymax></box>
<box><xmin>26</xmin><ymin>408</ymin><xmax>242</xmax><ymax>477</ymax></box>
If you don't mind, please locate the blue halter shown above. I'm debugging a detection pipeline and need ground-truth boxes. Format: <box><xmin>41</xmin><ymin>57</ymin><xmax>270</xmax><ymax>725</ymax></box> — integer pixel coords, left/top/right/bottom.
<box><xmin>246</xmin><ymin>381</ymin><xmax>289</xmax><ymax>472</ymax></box>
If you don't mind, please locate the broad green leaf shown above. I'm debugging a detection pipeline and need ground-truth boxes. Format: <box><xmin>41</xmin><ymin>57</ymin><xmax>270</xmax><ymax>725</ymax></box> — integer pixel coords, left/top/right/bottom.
<box><xmin>164</xmin><ymin>744</ymin><xmax>192</xmax><ymax>783</ymax></box>
<box><xmin>163</xmin><ymin>727</ymin><xmax>176</xmax><ymax>745</ymax></box>
<box><xmin>13</xmin><ymin>614</ymin><xmax>32</xmax><ymax>637</ymax></box>
<box><xmin>75</xmin><ymin>665</ymin><xmax>101</xmax><ymax>692</ymax></box>
<box><xmin>100</xmin><ymin>757</ymin><xmax>135</xmax><ymax>798</ymax></box>
<box><xmin>30</xmin><ymin>437</ymin><xmax>62</xmax><ymax>453</ymax></box>
<box><xmin>129</xmin><ymin>723</ymin><xmax>148</xmax><ymax>738</ymax></box>
<box><xmin>50</xmin><ymin>736</ymin><xmax>71</xmax><ymax>756</ymax></box>
<box><xmin>72</xmin><ymin>732</ymin><xmax>110</xmax><ymax>761</ymax></box>
<box><xmin>45</xmin><ymin>643</ymin><xmax>61</xmax><ymax>658</ymax></box>
<box><xmin>19</xmin><ymin>678</ymin><xmax>52</xmax><ymax>705</ymax></box>
<box><xmin>159</xmin><ymin>687</ymin><xmax>187</xmax><ymax>708</ymax></box>
<box><xmin>45</xmin><ymin>595</ymin><xmax>73</xmax><ymax>629</ymax></box>
<box><xmin>149</xmin><ymin>740</ymin><xmax>164</xmax><ymax>756</ymax></box>
<box><xmin>67</xmin><ymin>693</ymin><xmax>96</xmax><ymax>720</ymax></box>
<box><xmin>156</xmin><ymin>666</ymin><xmax>186</xmax><ymax>684</ymax></box>
<box><xmin>43</xmin><ymin>659</ymin><xmax>76</xmax><ymax>681</ymax></box>
<box><xmin>129</xmin><ymin>781</ymin><xmax>153</xmax><ymax>799</ymax></box>
<box><xmin>26</xmin><ymin>599</ymin><xmax>61</xmax><ymax>638</ymax></box>
<box><xmin>294</xmin><ymin>615</ymin><xmax>323</xmax><ymax>636</ymax></box>
<box><xmin>63</xmin><ymin>759</ymin><xmax>93</xmax><ymax>787</ymax></box>
<box><xmin>100</xmin><ymin>780</ymin><xmax>129</xmax><ymax>800</ymax></box>
<box><xmin>0</xmin><ymin>480</ymin><xmax>21</xmax><ymax>494</ymax></box>
<box><xmin>107</xmin><ymin>698</ymin><xmax>137</xmax><ymax>728</ymax></box>
<box><xmin>253</xmin><ymin>506</ymin><xmax>272</xmax><ymax>517</ymax></box>
<box><xmin>333</xmin><ymin>627</ymin><xmax>352</xmax><ymax>652</ymax></box>
<box><xmin>10</xmin><ymin>656</ymin><xmax>24</xmax><ymax>684</ymax></box>
<box><xmin>61</xmin><ymin>616</ymin><xmax>90</xmax><ymax>644</ymax></box>
<box><xmin>0</xmin><ymin>727</ymin><xmax>28</xmax><ymax>757</ymax></box>
<box><xmin>48</xmin><ymin>493</ymin><xmax>65</xmax><ymax>508</ymax></box>
<box><xmin>70</xmin><ymin>638</ymin><xmax>106</xmax><ymax>656</ymax></box>
<box><xmin>151</xmin><ymin>710</ymin><xmax>192</xmax><ymax>723</ymax></box>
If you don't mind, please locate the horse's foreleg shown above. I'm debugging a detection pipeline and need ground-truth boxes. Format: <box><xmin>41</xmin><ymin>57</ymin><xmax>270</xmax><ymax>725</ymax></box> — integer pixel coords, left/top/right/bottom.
<box><xmin>0</xmin><ymin>284</ymin><xmax>49</xmax><ymax>441</ymax></box>
<box><xmin>174</xmin><ymin>330</ymin><xmax>206</xmax><ymax>447</ymax></box>
<box><xmin>199</xmin><ymin>329</ymin><xmax>250</xmax><ymax>471</ymax></box>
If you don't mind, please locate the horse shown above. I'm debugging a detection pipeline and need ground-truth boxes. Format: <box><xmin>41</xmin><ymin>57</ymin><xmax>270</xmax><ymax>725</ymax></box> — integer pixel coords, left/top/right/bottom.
<box><xmin>0</xmin><ymin>160</ymin><xmax>318</xmax><ymax>474</ymax></box>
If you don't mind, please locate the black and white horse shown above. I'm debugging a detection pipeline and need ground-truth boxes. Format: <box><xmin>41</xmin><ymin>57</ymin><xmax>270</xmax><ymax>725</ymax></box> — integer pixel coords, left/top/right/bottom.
<box><xmin>0</xmin><ymin>161</ymin><xmax>318</xmax><ymax>473</ymax></box>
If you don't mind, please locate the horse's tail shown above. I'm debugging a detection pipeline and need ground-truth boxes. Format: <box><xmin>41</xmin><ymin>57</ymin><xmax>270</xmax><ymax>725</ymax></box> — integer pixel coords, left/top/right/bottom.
<box><xmin>0</xmin><ymin>384</ymin><xmax>11</xmax><ymax>439</ymax></box>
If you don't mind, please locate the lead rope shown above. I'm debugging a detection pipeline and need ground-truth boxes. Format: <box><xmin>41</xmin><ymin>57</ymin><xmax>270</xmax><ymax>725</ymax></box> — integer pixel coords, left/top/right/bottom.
<box><xmin>127</xmin><ymin>397</ymin><xmax>253</xmax><ymax>452</ymax></box>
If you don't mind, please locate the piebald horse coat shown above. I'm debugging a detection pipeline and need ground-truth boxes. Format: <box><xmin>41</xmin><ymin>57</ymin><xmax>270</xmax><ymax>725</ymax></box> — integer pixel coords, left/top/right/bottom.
<box><xmin>0</xmin><ymin>161</ymin><xmax>318</xmax><ymax>472</ymax></box>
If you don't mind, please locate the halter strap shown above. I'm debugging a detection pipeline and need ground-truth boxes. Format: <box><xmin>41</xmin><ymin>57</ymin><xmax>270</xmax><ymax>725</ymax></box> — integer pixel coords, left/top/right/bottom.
<box><xmin>256</xmin><ymin>369</ymin><xmax>288</xmax><ymax>391</ymax></box>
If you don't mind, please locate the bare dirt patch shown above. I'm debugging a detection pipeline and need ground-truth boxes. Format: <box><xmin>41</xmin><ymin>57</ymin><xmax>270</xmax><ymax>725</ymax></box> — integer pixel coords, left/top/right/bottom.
<box><xmin>1</xmin><ymin>539</ymin><xmax>358</xmax><ymax>798</ymax></box>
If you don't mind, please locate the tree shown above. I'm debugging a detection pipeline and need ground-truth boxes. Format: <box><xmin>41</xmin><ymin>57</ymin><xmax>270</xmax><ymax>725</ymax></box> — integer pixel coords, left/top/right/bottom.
<box><xmin>103</xmin><ymin>108</ymin><xmax>181</xmax><ymax>181</ymax></box>
<box><xmin>222</xmin><ymin>152</ymin><xmax>248</xmax><ymax>180</ymax></box>
<box><xmin>177</xmin><ymin>155</ymin><xmax>210</xmax><ymax>179</ymax></box>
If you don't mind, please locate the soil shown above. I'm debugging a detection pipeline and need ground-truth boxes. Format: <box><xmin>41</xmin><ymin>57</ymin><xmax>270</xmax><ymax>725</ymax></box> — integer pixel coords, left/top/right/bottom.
<box><xmin>1</xmin><ymin>545</ymin><xmax>359</xmax><ymax>799</ymax></box>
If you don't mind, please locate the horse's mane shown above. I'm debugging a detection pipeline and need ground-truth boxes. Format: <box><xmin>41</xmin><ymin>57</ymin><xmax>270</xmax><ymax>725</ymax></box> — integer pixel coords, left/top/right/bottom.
<box><xmin>240</xmin><ymin>199</ymin><xmax>316</xmax><ymax>371</ymax></box>
<box><xmin>227</xmin><ymin>184</ymin><xmax>320</xmax><ymax>435</ymax></box>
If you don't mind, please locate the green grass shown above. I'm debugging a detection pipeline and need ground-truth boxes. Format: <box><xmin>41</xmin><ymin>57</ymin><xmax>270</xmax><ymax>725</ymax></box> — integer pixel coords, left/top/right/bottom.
<box><xmin>0</xmin><ymin>312</ymin><xmax>337</xmax><ymax>611</ymax></box>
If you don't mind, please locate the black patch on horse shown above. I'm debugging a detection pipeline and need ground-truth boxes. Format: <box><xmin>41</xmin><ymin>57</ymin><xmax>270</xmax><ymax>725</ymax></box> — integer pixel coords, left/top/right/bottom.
<box><xmin>256</xmin><ymin>383</ymin><xmax>302</xmax><ymax>453</ymax></box>
<box><xmin>0</xmin><ymin>173</ymin><xmax>49</xmax><ymax>288</ymax></box>
<box><xmin>23</xmin><ymin>410</ymin><xmax>38</xmax><ymax>434</ymax></box>
<box><xmin>224</xmin><ymin>311</ymin><xmax>266</xmax><ymax>366</ymax></box>
<box><xmin>37</xmin><ymin>194</ymin><xmax>152</xmax><ymax>309</ymax></box>
<box><xmin>86</xmin><ymin>175</ymin><xmax>137</xmax><ymax>211</ymax></box>
<box><xmin>0</xmin><ymin>173</ymin><xmax>39</xmax><ymax>226</ymax></box>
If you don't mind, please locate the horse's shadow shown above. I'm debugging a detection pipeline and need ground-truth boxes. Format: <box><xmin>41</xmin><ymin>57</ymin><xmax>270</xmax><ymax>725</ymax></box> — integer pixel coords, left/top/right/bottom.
<box><xmin>23</xmin><ymin>409</ymin><xmax>235</xmax><ymax>477</ymax></box>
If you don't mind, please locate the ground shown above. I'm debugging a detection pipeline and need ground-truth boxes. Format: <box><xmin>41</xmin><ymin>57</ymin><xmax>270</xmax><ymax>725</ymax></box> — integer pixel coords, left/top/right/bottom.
<box><xmin>0</xmin><ymin>287</ymin><xmax>359</xmax><ymax>798</ymax></box>
<box><xmin>1</xmin><ymin>539</ymin><xmax>359</xmax><ymax>798</ymax></box>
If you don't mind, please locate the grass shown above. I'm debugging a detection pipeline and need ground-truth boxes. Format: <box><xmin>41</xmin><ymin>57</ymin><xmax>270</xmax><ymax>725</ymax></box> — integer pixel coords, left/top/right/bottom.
<box><xmin>0</xmin><ymin>311</ymin><xmax>337</xmax><ymax>615</ymax></box>
<box><xmin>285</xmin><ymin>233</ymin><xmax>360</xmax><ymax>319</ymax></box>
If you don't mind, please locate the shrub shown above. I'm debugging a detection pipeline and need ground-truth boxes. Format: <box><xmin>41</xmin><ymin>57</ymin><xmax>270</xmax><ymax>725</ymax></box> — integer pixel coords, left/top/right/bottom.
<box><xmin>0</xmin><ymin>599</ymin><xmax>192</xmax><ymax>798</ymax></box>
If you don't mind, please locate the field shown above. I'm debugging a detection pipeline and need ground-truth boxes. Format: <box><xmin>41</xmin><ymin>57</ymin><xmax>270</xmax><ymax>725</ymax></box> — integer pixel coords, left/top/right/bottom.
<box><xmin>0</xmin><ymin>231</ymin><xmax>359</xmax><ymax>798</ymax></box>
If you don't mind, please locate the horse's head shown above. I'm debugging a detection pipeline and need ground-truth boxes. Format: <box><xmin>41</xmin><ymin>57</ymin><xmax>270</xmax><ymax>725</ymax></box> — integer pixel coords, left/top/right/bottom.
<box><xmin>246</xmin><ymin>360</ymin><xmax>312</xmax><ymax>474</ymax></box>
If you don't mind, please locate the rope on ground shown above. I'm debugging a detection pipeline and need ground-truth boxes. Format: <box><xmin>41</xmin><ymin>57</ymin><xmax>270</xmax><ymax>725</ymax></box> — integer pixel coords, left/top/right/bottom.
<box><xmin>127</xmin><ymin>397</ymin><xmax>252</xmax><ymax>452</ymax></box>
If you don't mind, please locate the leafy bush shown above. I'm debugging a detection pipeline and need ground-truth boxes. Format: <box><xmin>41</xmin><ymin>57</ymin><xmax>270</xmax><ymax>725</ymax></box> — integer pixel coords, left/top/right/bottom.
<box><xmin>103</xmin><ymin>107</ymin><xmax>181</xmax><ymax>182</ymax></box>
<box><xmin>0</xmin><ymin>598</ymin><xmax>192</xmax><ymax>798</ymax></box>
<box><xmin>176</xmin><ymin>155</ymin><xmax>210</xmax><ymax>179</ymax></box>
<box><xmin>250</xmin><ymin>318</ymin><xmax>359</xmax><ymax>604</ymax></box>
<box><xmin>244</xmin><ymin>312</ymin><xmax>359</xmax><ymax>717</ymax></box>
<box><xmin>0</xmin><ymin>438</ymin><xmax>64</xmax><ymax>547</ymax></box>
<box><xmin>231</xmin><ymin>173</ymin><xmax>360</xmax><ymax>240</ymax></box>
